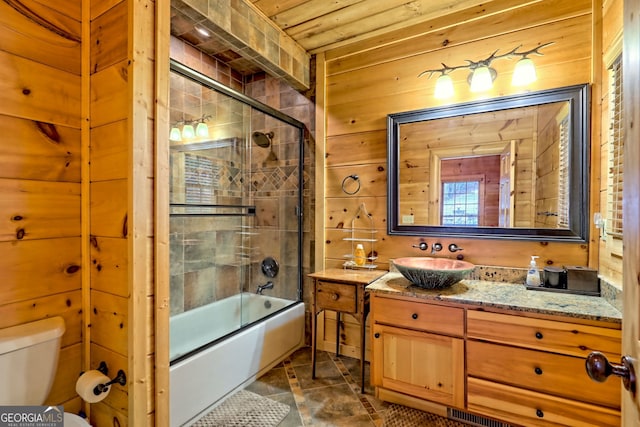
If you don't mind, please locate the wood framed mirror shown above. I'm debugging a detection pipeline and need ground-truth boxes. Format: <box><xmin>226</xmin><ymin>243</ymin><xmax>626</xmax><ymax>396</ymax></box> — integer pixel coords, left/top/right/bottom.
<box><xmin>387</xmin><ymin>84</ymin><xmax>590</xmax><ymax>241</ymax></box>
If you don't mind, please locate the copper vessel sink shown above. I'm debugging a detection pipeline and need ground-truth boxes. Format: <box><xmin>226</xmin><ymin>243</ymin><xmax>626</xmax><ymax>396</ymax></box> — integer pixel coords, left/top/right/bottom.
<box><xmin>392</xmin><ymin>257</ymin><xmax>475</xmax><ymax>289</ymax></box>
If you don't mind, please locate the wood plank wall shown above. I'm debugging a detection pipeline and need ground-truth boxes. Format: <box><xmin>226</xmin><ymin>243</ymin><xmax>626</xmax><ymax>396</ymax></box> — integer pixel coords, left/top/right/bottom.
<box><xmin>88</xmin><ymin>0</ymin><xmax>131</xmax><ymax>422</ymax></box>
<box><xmin>88</xmin><ymin>0</ymin><xmax>159</xmax><ymax>425</ymax></box>
<box><xmin>0</xmin><ymin>0</ymin><xmax>83</xmax><ymax>413</ymax></box>
<box><xmin>598</xmin><ymin>0</ymin><xmax>624</xmax><ymax>287</ymax></box>
<box><xmin>319</xmin><ymin>0</ymin><xmax>595</xmax><ymax>271</ymax></box>
<box><xmin>315</xmin><ymin>0</ymin><xmax>623</xmax><ymax>358</ymax></box>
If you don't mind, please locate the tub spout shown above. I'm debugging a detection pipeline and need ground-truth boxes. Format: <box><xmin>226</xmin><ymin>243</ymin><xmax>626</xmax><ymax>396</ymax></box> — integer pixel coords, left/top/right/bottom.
<box><xmin>257</xmin><ymin>281</ymin><xmax>274</xmax><ymax>294</ymax></box>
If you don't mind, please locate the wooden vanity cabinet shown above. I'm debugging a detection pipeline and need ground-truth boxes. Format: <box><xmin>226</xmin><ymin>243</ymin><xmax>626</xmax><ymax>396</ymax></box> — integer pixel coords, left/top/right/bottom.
<box><xmin>370</xmin><ymin>294</ymin><xmax>465</xmax><ymax>409</ymax></box>
<box><xmin>369</xmin><ymin>292</ymin><xmax>622</xmax><ymax>427</ymax></box>
<box><xmin>467</xmin><ymin>310</ymin><xmax>622</xmax><ymax>427</ymax></box>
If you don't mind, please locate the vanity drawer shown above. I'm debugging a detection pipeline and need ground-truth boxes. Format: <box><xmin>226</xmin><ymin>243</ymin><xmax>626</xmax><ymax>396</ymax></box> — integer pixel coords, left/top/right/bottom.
<box><xmin>371</xmin><ymin>295</ymin><xmax>464</xmax><ymax>336</ymax></box>
<box><xmin>467</xmin><ymin>310</ymin><xmax>621</xmax><ymax>358</ymax></box>
<box><xmin>316</xmin><ymin>281</ymin><xmax>357</xmax><ymax>313</ymax></box>
<box><xmin>467</xmin><ymin>340</ymin><xmax>620</xmax><ymax>408</ymax></box>
<box><xmin>468</xmin><ymin>377</ymin><xmax>620</xmax><ymax>427</ymax></box>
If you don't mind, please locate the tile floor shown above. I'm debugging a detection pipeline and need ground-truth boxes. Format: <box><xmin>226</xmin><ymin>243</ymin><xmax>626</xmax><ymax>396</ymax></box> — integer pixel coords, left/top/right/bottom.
<box><xmin>245</xmin><ymin>346</ymin><xmax>389</xmax><ymax>426</ymax></box>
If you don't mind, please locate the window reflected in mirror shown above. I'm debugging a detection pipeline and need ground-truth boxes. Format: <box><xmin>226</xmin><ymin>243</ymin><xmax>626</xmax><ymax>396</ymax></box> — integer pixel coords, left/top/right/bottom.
<box><xmin>441</xmin><ymin>179</ymin><xmax>481</xmax><ymax>226</ymax></box>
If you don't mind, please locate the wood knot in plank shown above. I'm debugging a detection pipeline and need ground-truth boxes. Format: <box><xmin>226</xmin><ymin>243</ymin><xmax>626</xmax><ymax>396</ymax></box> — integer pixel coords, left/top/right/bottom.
<box><xmin>90</xmin><ymin>236</ymin><xmax>99</xmax><ymax>249</ymax></box>
<box><xmin>35</xmin><ymin>121</ymin><xmax>61</xmax><ymax>143</ymax></box>
<box><xmin>65</xmin><ymin>264</ymin><xmax>80</xmax><ymax>274</ymax></box>
<box><xmin>122</xmin><ymin>214</ymin><xmax>128</xmax><ymax>237</ymax></box>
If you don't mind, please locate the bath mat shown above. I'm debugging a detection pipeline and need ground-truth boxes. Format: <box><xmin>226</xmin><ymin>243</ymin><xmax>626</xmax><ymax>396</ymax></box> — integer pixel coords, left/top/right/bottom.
<box><xmin>383</xmin><ymin>404</ymin><xmax>470</xmax><ymax>427</ymax></box>
<box><xmin>193</xmin><ymin>389</ymin><xmax>289</xmax><ymax>427</ymax></box>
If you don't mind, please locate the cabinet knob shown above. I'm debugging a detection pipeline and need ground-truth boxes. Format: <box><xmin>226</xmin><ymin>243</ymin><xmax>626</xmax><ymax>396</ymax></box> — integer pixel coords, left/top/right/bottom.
<box><xmin>411</xmin><ymin>313</ymin><xmax>418</xmax><ymax>320</ymax></box>
<box><xmin>374</xmin><ymin>333</ymin><xmax>380</xmax><ymax>339</ymax></box>
<box><xmin>332</xmin><ymin>293</ymin><xmax>340</xmax><ymax>301</ymax></box>
<box><xmin>534</xmin><ymin>367</ymin><xmax>543</xmax><ymax>375</ymax></box>
<box><xmin>536</xmin><ymin>409</ymin><xmax>544</xmax><ymax>418</ymax></box>
<box><xmin>535</xmin><ymin>331</ymin><xmax>543</xmax><ymax>339</ymax></box>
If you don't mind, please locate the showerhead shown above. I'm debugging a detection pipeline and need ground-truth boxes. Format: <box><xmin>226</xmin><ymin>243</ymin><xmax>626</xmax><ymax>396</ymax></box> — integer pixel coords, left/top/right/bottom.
<box><xmin>252</xmin><ymin>131</ymin><xmax>274</xmax><ymax>148</ymax></box>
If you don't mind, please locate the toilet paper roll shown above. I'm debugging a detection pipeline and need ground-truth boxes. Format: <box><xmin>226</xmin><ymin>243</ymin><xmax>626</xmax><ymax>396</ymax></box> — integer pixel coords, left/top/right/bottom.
<box><xmin>75</xmin><ymin>370</ymin><xmax>111</xmax><ymax>403</ymax></box>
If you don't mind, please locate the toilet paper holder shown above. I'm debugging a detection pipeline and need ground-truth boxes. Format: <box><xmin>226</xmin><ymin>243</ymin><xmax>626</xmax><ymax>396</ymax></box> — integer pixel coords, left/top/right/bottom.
<box><xmin>92</xmin><ymin>361</ymin><xmax>127</xmax><ymax>396</ymax></box>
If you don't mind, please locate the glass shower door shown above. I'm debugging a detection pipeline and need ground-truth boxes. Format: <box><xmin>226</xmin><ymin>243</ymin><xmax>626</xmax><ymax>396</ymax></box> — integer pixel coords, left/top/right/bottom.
<box><xmin>168</xmin><ymin>61</ymin><xmax>303</xmax><ymax>361</ymax></box>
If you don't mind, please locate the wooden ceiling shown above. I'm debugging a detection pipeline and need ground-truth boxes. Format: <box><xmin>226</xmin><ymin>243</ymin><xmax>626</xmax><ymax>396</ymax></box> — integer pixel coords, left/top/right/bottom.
<box><xmin>172</xmin><ymin>0</ymin><xmax>554</xmax><ymax>80</ymax></box>
<box><xmin>249</xmin><ymin>0</ymin><xmax>514</xmax><ymax>53</ymax></box>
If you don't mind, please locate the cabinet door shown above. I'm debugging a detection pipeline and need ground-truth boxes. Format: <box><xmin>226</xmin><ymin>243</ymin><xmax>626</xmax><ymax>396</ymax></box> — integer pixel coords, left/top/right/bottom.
<box><xmin>371</xmin><ymin>323</ymin><xmax>464</xmax><ymax>408</ymax></box>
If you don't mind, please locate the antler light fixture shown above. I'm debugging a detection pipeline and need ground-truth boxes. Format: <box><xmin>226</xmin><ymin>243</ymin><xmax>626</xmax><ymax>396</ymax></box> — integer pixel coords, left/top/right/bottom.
<box><xmin>170</xmin><ymin>115</ymin><xmax>212</xmax><ymax>142</ymax></box>
<box><xmin>419</xmin><ymin>42</ymin><xmax>554</xmax><ymax>99</ymax></box>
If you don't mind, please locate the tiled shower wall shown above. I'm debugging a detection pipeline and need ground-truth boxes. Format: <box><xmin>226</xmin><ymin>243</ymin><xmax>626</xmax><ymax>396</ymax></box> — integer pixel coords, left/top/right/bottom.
<box><xmin>169</xmin><ymin>36</ymin><xmax>316</xmax><ymax>325</ymax></box>
<box><xmin>244</xmin><ymin>71</ymin><xmax>316</xmax><ymax>342</ymax></box>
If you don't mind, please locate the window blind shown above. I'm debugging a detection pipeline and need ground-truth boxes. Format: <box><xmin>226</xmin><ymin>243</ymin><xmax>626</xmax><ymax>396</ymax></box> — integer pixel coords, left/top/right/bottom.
<box><xmin>557</xmin><ymin>116</ymin><xmax>569</xmax><ymax>228</ymax></box>
<box><xmin>607</xmin><ymin>55</ymin><xmax>624</xmax><ymax>237</ymax></box>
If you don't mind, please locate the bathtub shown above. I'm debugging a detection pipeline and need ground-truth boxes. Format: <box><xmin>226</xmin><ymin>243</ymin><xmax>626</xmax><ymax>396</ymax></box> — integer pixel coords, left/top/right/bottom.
<box><xmin>169</xmin><ymin>292</ymin><xmax>305</xmax><ymax>426</ymax></box>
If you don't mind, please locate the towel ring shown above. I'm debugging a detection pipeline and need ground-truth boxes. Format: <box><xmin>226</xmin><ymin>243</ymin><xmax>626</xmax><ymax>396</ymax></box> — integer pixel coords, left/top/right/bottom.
<box><xmin>341</xmin><ymin>174</ymin><xmax>361</xmax><ymax>195</ymax></box>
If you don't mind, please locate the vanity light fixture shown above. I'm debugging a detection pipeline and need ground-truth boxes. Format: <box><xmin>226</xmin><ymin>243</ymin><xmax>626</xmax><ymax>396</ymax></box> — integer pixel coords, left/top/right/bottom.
<box><xmin>434</xmin><ymin>73</ymin><xmax>454</xmax><ymax>99</ymax></box>
<box><xmin>169</xmin><ymin>115</ymin><xmax>212</xmax><ymax>142</ymax></box>
<box><xmin>419</xmin><ymin>42</ymin><xmax>554</xmax><ymax>98</ymax></box>
<box><xmin>169</xmin><ymin>126</ymin><xmax>182</xmax><ymax>141</ymax></box>
<box><xmin>195</xmin><ymin>121</ymin><xmax>209</xmax><ymax>138</ymax></box>
<box><xmin>512</xmin><ymin>57</ymin><xmax>538</xmax><ymax>86</ymax></box>
<box><xmin>469</xmin><ymin>65</ymin><xmax>495</xmax><ymax>92</ymax></box>
<box><xmin>181</xmin><ymin>123</ymin><xmax>195</xmax><ymax>139</ymax></box>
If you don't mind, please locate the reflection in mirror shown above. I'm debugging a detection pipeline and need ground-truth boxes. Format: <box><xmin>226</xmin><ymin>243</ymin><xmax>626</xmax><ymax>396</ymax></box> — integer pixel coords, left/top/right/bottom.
<box><xmin>388</xmin><ymin>84</ymin><xmax>589</xmax><ymax>241</ymax></box>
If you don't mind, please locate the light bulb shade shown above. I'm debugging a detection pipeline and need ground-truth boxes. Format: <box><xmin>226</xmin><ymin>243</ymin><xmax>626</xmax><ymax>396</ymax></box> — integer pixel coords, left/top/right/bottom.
<box><xmin>434</xmin><ymin>74</ymin><xmax>454</xmax><ymax>99</ymax></box>
<box><xmin>169</xmin><ymin>127</ymin><xmax>182</xmax><ymax>141</ymax></box>
<box><xmin>182</xmin><ymin>124</ymin><xmax>195</xmax><ymax>139</ymax></box>
<box><xmin>512</xmin><ymin>58</ymin><xmax>537</xmax><ymax>86</ymax></box>
<box><xmin>195</xmin><ymin>122</ymin><xmax>209</xmax><ymax>138</ymax></box>
<box><xmin>470</xmin><ymin>66</ymin><xmax>494</xmax><ymax>92</ymax></box>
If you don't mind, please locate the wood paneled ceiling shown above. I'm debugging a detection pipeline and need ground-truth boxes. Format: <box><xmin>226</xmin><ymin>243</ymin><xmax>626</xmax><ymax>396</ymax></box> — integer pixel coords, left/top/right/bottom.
<box><xmin>172</xmin><ymin>0</ymin><xmax>553</xmax><ymax>79</ymax></box>
<box><xmin>249</xmin><ymin>0</ymin><xmax>529</xmax><ymax>53</ymax></box>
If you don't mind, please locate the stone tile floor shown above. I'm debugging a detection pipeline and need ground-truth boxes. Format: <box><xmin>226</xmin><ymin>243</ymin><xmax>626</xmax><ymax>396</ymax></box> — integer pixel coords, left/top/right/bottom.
<box><xmin>245</xmin><ymin>346</ymin><xmax>388</xmax><ymax>426</ymax></box>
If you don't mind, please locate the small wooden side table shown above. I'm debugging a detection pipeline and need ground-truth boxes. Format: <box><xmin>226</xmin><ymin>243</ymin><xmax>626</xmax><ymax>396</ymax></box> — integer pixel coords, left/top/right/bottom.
<box><xmin>308</xmin><ymin>268</ymin><xmax>387</xmax><ymax>393</ymax></box>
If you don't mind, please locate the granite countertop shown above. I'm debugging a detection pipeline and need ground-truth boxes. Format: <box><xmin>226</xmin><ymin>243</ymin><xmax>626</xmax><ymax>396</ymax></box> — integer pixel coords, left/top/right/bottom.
<box><xmin>367</xmin><ymin>272</ymin><xmax>622</xmax><ymax>324</ymax></box>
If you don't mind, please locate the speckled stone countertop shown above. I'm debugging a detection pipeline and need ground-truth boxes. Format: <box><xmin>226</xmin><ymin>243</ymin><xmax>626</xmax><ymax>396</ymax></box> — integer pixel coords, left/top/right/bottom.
<box><xmin>367</xmin><ymin>272</ymin><xmax>622</xmax><ymax>324</ymax></box>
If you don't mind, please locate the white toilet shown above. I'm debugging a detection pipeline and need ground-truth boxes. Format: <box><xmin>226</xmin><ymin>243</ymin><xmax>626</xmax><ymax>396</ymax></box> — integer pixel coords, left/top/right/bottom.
<box><xmin>0</xmin><ymin>317</ymin><xmax>91</xmax><ymax>426</ymax></box>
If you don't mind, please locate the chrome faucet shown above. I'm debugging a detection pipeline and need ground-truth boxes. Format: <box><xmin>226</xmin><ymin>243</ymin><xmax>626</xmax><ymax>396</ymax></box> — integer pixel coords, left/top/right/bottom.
<box><xmin>431</xmin><ymin>242</ymin><xmax>443</xmax><ymax>254</ymax></box>
<box><xmin>412</xmin><ymin>242</ymin><xmax>428</xmax><ymax>251</ymax></box>
<box><xmin>256</xmin><ymin>281</ymin><xmax>274</xmax><ymax>294</ymax></box>
<box><xmin>448</xmin><ymin>243</ymin><xmax>464</xmax><ymax>253</ymax></box>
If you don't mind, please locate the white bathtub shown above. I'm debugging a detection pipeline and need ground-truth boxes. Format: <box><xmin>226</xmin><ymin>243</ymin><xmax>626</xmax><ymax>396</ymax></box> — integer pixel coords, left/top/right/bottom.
<box><xmin>169</xmin><ymin>293</ymin><xmax>305</xmax><ymax>426</ymax></box>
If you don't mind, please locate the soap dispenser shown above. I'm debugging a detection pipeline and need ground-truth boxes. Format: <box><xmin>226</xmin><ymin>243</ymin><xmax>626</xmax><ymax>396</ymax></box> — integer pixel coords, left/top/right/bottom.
<box><xmin>526</xmin><ymin>256</ymin><xmax>541</xmax><ymax>287</ymax></box>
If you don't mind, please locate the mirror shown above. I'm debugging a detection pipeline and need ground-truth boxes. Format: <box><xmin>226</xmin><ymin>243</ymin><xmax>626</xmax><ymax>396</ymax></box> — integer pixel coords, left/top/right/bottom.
<box><xmin>387</xmin><ymin>84</ymin><xmax>590</xmax><ymax>241</ymax></box>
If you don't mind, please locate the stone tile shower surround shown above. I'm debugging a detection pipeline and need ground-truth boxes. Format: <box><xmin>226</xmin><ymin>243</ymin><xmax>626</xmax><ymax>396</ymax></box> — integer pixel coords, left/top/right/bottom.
<box><xmin>169</xmin><ymin>35</ymin><xmax>315</xmax><ymax>334</ymax></box>
<box><xmin>169</xmin><ymin>76</ymin><xmax>309</xmax><ymax>316</ymax></box>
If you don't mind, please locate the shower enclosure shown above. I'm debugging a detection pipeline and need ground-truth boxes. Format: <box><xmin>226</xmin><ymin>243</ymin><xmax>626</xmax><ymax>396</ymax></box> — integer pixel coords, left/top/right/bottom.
<box><xmin>168</xmin><ymin>60</ymin><xmax>305</xmax><ymax>425</ymax></box>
